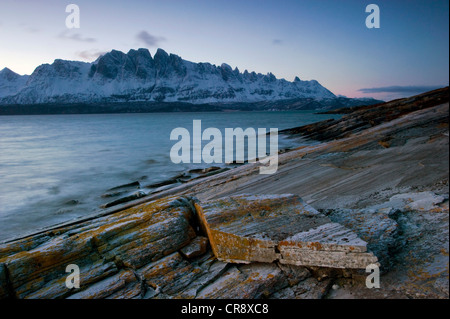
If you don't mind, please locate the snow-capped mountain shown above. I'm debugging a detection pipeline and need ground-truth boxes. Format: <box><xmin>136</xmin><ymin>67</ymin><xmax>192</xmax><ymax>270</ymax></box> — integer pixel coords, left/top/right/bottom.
<box><xmin>0</xmin><ymin>48</ymin><xmax>336</xmax><ymax>105</ymax></box>
<box><xmin>0</xmin><ymin>68</ymin><xmax>29</xmax><ymax>98</ymax></box>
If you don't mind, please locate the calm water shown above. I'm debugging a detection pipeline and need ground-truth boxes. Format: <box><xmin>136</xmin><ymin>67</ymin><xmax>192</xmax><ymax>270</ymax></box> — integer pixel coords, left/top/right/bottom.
<box><xmin>0</xmin><ymin>111</ymin><xmax>340</xmax><ymax>241</ymax></box>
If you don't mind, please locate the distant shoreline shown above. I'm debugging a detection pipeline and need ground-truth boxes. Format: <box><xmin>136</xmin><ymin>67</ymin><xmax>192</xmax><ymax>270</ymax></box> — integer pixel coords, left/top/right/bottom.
<box><xmin>0</xmin><ymin>96</ymin><xmax>384</xmax><ymax>116</ymax></box>
<box><xmin>0</xmin><ymin>102</ymin><xmax>223</xmax><ymax>115</ymax></box>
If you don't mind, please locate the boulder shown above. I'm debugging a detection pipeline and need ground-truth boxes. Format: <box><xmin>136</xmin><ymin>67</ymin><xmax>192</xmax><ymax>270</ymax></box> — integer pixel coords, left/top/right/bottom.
<box><xmin>195</xmin><ymin>194</ymin><xmax>378</xmax><ymax>269</ymax></box>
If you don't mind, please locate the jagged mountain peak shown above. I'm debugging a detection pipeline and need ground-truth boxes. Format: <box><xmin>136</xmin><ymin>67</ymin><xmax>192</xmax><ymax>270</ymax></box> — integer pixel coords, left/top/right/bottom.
<box><xmin>220</xmin><ymin>63</ymin><xmax>232</xmax><ymax>70</ymax></box>
<box><xmin>0</xmin><ymin>67</ymin><xmax>23</xmax><ymax>81</ymax></box>
<box><xmin>0</xmin><ymin>48</ymin><xmax>337</xmax><ymax>105</ymax></box>
<box><xmin>127</xmin><ymin>48</ymin><xmax>152</xmax><ymax>60</ymax></box>
<box><xmin>0</xmin><ymin>67</ymin><xmax>13</xmax><ymax>74</ymax></box>
<box><xmin>0</xmin><ymin>67</ymin><xmax>29</xmax><ymax>98</ymax></box>
<box><xmin>154</xmin><ymin>48</ymin><xmax>169</xmax><ymax>60</ymax></box>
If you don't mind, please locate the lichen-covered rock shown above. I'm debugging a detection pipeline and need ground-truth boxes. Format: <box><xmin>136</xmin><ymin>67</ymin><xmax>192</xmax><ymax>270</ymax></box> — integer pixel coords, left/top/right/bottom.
<box><xmin>0</xmin><ymin>194</ymin><xmax>381</xmax><ymax>299</ymax></box>
<box><xmin>276</xmin><ymin>264</ymin><xmax>311</xmax><ymax>286</ymax></box>
<box><xmin>323</xmin><ymin>191</ymin><xmax>448</xmax><ymax>271</ymax></box>
<box><xmin>196</xmin><ymin>263</ymin><xmax>288</xmax><ymax>299</ymax></box>
<box><xmin>175</xmin><ymin>259</ymin><xmax>229</xmax><ymax>299</ymax></box>
<box><xmin>195</xmin><ymin>194</ymin><xmax>378</xmax><ymax>269</ymax></box>
<box><xmin>3</xmin><ymin>233</ymin><xmax>102</xmax><ymax>299</ymax></box>
<box><xmin>67</xmin><ymin>270</ymin><xmax>141</xmax><ymax>299</ymax></box>
<box><xmin>270</xmin><ymin>277</ymin><xmax>332</xmax><ymax>299</ymax></box>
<box><xmin>0</xmin><ymin>233</ymin><xmax>54</xmax><ymax>260</ymax></box>
<box><xmin>138</xmin><ymin>251</ymin><xmax>206</xmax><ymax>297</ymax></box>
<box><xmin>322</xmin><ymin>208</ymin><xmax>400</xmax><ymax>270</ymax></box>
<box><xmin>0</xmin><ymin>196</ymin><xmax>197</xmax><ymax>299</ymax></box>
<box><xmin>386</xmin><ymin>192</ymin><xmax>446</xmax><ymax>213</ymax></box>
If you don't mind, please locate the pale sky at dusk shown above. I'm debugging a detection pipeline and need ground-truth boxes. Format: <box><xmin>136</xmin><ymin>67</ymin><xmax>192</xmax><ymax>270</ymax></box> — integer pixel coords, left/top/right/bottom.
<box><xmin>0</xmin><ymin>0</ymin><xmax>448</xmax><ymax>100</ymax></box>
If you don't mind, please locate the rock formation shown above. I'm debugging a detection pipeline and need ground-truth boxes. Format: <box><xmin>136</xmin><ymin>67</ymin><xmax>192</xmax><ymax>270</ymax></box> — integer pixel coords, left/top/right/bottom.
<box><xmin>0</xmin><ymin>87</ymin><xmax>448</xmax><ymax>299</ymax></box>
<box><xmin>0</xmin><ymin>194</ymin><xmax>376</xmax><ymax>299</ymax></box>
<box><xmin>195</xmin><ymin>194</ymin><xmax>377</xmax><ymax>268</ymax></box>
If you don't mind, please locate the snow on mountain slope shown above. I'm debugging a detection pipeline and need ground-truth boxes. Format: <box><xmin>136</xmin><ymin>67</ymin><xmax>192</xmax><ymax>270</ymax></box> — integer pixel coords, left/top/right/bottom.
<box><xmin>0</xmin><ymin>48</ymin><xmax>336</xmax><ymax>105</ymax></box>
<box><xmin>0</xmin><ymin>68</ymin><xmax>29</xmax><ymax>98</ymax></box>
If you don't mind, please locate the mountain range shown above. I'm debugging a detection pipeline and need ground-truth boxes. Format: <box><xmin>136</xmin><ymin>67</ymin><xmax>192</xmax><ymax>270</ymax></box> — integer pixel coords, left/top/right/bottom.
<box><xmin>0</xmin><ymin>48</ymin><xmax>382</xmax><ymax>114</ymax></box>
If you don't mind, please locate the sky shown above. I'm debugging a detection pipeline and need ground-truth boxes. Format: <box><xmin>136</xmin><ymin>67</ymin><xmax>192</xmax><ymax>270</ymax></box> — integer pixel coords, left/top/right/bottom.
<box><xmin>0</xmin><ymin>0</ymin><xmax>448</xmax><ymax>101</ymax></box>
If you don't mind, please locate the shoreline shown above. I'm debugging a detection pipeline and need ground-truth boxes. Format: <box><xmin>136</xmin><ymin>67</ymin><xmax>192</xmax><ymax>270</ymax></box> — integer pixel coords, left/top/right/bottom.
<box><xmin>0</xmin><ymin>87</ymin><xmax>448</xmax><ymax>299</ymax></box>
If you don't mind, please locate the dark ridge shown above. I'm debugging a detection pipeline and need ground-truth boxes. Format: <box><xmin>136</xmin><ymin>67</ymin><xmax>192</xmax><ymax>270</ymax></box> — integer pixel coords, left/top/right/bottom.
<box><xmin>280</xmin><ymin>86</ymin><xmax>449</xmax><ymax>142</ymax></box>
<box><xmin>0</xmin><ymin>96</ymin><xmax>383</xmax><ymax>116</ymax></box>
<box><xmin>0</xmin><ymin>102</ymin><xmax>224</xmax><ymax>115</ymax></box>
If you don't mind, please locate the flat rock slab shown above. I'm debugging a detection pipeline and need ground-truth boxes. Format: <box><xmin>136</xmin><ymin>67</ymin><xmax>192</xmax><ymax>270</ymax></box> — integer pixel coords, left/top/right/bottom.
<box><xmin>195</xmin><ymin>194</ymin><xmax>378</xmax><ymax>269</ymax></box>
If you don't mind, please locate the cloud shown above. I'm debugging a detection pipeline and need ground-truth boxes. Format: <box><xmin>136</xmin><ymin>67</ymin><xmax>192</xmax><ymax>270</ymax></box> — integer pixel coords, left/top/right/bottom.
<box><xmin>136</xmin><ymin>31</ymin><xmax>165</xmax><ymax>47</ymax></box>
<box><xmin>358</xmin><ymin>85</ymin><xmax>444</xmax><ymax>94</ymax></box>
<box><xmin>76</xmin><ymin>50</ymin><xmax>106</xmax><ymax>61</ymax></box>
<box><xmin>58</xmin><ymin>30</ymin><xmax>96</xmax><ymax>43</ymax></box>
<box><xmin>272</xmin><ymin>39</ymin><xmax>282</xmax><ymax>45</ymax></box>
<box><xmin>19</xmin><ymin>23</ymin><xmax>39</xmax><ymax>33</ymax></box>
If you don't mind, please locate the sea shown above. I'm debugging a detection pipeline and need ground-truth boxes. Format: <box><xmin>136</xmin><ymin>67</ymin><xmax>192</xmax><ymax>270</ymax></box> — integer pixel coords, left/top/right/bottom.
<box><xmin>0</xmin><ymin>111</ymin><xmax>340</xmax><ymax>241</ymax></box>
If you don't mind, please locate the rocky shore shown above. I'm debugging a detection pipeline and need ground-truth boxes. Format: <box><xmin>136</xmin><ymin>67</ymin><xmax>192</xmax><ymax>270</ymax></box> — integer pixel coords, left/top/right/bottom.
<box><xmin>0</xmin><ymin>87</ymin><xmax>448</xmax><ymax>299</ymax></box>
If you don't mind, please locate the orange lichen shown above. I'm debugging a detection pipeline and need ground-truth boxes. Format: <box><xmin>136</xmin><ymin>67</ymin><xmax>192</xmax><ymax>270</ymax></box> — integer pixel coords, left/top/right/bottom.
<box><xmin>307</xmin><ymin>242</ymin><xmax>323</xmax><ymax>251</ymax></box>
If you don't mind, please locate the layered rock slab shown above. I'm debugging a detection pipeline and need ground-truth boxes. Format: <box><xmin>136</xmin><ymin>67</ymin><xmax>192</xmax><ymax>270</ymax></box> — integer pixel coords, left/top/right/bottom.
<box><xmin>0</xmin><ymin>196</ymin><xmax>196</xmax><ymax>299</ymax></box>
<box><xmin>0</xmin><ymin>194</ymin><xmax>379</xmax><ymax>299</ymax></box>
<box><xmin>195</xmin><ymin>194</ymin><xmax>378</xmax><ymax>269</ymax></box>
